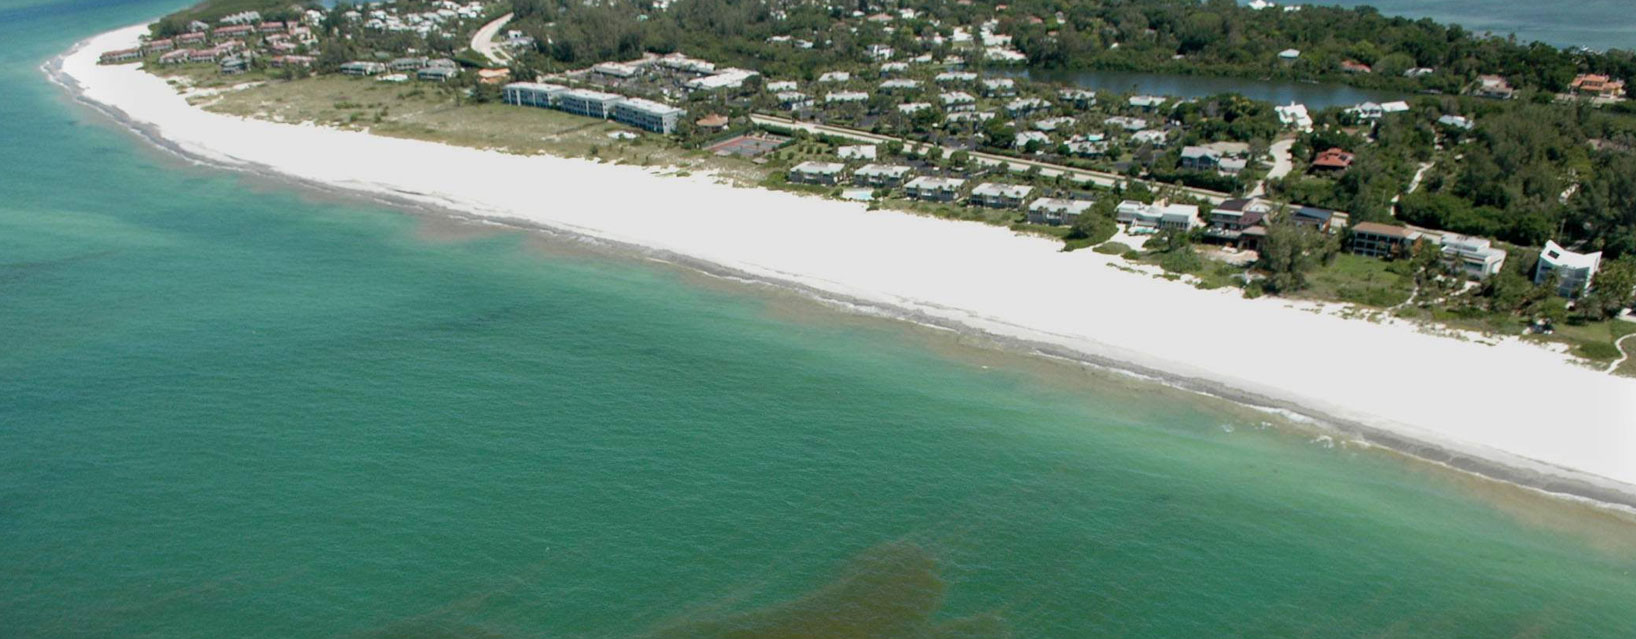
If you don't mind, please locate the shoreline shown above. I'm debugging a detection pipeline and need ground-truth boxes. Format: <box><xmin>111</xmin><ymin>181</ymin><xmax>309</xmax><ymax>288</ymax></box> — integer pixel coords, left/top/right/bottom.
<box><xmin>49</xmin><ymin>25</ymin><xmax>1636</xmax><ymax>511</ymax></box>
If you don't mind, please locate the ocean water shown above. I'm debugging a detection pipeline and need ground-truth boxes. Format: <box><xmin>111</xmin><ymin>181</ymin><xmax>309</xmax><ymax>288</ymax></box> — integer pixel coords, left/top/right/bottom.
<box><xmin>1309</xmin><ymin>0</ymin><xmax>1636</xmax><ymax>51</ymax></box>
<box><xmin>4</xmin><ymin>1</ymin><xmax>1636</xmax><ymax>638</ymax></box>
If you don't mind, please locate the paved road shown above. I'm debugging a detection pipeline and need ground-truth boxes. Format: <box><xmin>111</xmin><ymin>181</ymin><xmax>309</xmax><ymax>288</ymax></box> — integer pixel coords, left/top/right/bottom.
<box><xmin>1249</xmin><ymin>137</ymin><xmax>1295</xmax><ymax>198</ymax></box>
<box><xmin>750</xmin><ymin>114</ymin><xmax>1231</xmax><ymax>203</ymax></box>
<box><xmin>470</xmin><ymin>13</ymin><xmax>513</xmax><ymax>65</ymax></box>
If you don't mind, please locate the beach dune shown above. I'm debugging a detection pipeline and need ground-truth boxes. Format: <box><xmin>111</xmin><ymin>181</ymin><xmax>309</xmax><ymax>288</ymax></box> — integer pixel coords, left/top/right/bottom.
<box><xmin>53</xmin><ymin>26</ymin><xmax>1636</xmax><ymax>507</ymax></box>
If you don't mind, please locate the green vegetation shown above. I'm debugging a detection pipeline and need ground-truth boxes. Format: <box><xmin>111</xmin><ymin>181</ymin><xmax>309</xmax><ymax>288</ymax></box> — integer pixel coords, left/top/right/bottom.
<box><xmin>152</xmin><ymin>0</ymin><xmax>301</xmax><ymax>32</ymax></box>
<box><xmin>186</xmin><ymin>73</ymin><xmax>765</xmax><ymax>183</ymax></box>
<box><xmin>1062</xmin><ymin>198</ymin><xmax>1117</xmax><ymax>250</ymax></box>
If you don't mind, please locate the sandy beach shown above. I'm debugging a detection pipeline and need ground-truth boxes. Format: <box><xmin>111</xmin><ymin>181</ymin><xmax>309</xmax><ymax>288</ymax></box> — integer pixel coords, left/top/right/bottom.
<box><xmin>52</xmin><ymin>25</ymin><xmax>1636</xmax><ymax>507</ymax></box>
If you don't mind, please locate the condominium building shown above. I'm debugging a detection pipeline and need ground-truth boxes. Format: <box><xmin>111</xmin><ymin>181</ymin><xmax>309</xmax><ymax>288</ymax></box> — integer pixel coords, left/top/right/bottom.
<box><xmin>612</xmin><ymin>97</ymin><xmax>685</xmax><ymax>134</ymax></box>
<box><xmin>503</xmin><ymin>82</ymin><xmax>568</xmax><ymax>108</ymax></box>
<box><xmin>1027</xmin><ymin>198</ymin><xmax>1092</xmax><ymax>226</ymax></box>
<box><xmin>852</xmin><ymin>164</ymin><xmax>914</xmax><ymax>188</ymax></box>
<box><xmin>788</xmin><ymin>161</ymin><xmax>847</xmax><ymax>186</ymax></box>
<box><xmin>969</xmin><ymin>183</ymin><xmax>1034</xmax><ymax>209</ymax></box>
<box><xmin>557</xmin><ymin>89</ymin><xmax>625</xmax><ymax>119</ymax></box>
<box><xmin>904</xmin><ymin>176</ymin><xmax>966</xmax><ymax>202</ymax></box>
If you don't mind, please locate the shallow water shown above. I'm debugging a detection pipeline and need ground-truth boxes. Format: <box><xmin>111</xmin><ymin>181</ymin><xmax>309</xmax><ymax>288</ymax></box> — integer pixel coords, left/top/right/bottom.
<box><xmin>3</xmin><ymin>1</ymin><xmax>1636</xmax><ymax>638</ymax></box>
<box><xmin>1313</xmin><ymin>0</ymin><xmax>1636</xmax><ymax>51</ymax></box>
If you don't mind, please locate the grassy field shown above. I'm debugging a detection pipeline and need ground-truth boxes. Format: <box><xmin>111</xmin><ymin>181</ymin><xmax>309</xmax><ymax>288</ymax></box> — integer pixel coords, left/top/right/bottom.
<box><xmin>1299</xmin><ymin>254</ymin><xmax>1415</xmax><ymax>307</ymax></box>
<box><xmin>163</xmin><ymin>70</ymin><xmax>769</xmax><ymax>184</ymax></box>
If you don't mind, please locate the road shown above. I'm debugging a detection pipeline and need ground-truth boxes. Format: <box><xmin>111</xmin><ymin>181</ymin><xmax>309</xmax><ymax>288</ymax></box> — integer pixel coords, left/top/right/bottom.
<box><xmin>470</xmin><ymin>13</ymin><xmax>513</xmax><ymax>65</ymax></box>
<box><xmin>750</xmin><ymin>114</ymin><xmax>1231</xmax><ymax>203</ymax></box>
<box><xmin>1249</xmin><ymin>137</ymin><xmax>1294</xmax><ymax>198</ymax></box>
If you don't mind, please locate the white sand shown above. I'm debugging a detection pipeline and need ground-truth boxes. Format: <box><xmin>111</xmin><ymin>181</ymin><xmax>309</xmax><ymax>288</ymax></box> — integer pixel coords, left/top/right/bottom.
<box><xmin>57</xmin><ymin>26</ymin><xmax>1636</xmax><ymax>501</ymax></box>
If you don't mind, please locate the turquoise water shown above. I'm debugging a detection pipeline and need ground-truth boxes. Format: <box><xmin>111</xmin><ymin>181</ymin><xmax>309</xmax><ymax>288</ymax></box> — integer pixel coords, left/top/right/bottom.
<box><xmin>4</xmin><ymin>2</ymin><xmax>1636</xmax><ymax>638</ymax></box>
<box><xmin>1314</xmin><ymin>0</ymin><xmax>1636</xmax><ymax>51</ymax></box>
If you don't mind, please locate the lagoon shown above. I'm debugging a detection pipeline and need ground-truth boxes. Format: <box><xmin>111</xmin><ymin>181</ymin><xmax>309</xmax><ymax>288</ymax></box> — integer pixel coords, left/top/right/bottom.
<box><xmin>1015</xmin><ymin>67</ymin><xmax>1406</xmax><ymax>110</ymax></box>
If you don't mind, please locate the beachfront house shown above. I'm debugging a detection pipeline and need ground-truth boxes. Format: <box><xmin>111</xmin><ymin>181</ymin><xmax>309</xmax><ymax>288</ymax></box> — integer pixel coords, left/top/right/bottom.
<box><xmin>1027</xmin><ymin>198</ymin><xmax>1092</xmax><ymax>226</ymax></box>
<box><xmin>612</xmin><ymin>98</ymin><xmax>685</xmax><ymax>134</ymax></box>
<box><xmin>504</xmin><ymin>82</ymin><xmax>568</xmax><ymax>108</ymax></box>
<box><xmin>1438</xmin><ymin>234</ymin><xmax>1507</xmax><ymax>279</ymax></box>
<box><xmin>904</xmin><ymin>176</ymin><xmax>966</xmax><ymax>202</ymax></box>
<box><xmin>1156</xmin><ymin>204</ymin><xmax>1201</xmax><ymax>231</ymax></box>
<box><xmin>1348</xmin><ymin>222</ymin><xmax>1422</xmax><ymax>259</ymax></box>
<box><xmin>788</xmin><ymin>161</ymin><xmax>847</xmax><ymax>186</ymax></box>
<box><xmin>1204</xmin><ymin>198</ymin><xmax>1275</xmax><ymax>245</ymax></box>
<box><xmin>1291</xmin><ymin>206</ymin><xmax>1348</xmax><ymax>233</ymax></box>
<box><xmin>1535</xmin><ymin>240</ymin><xmax>1602</xmax><ymax>296</ymax></box>
<box><xmin>853</xmin><ymin>164</ymin><xmax>914</xmax><ymax>188</ymax></box>
<box><xmin>557</xmin><ymin>89</ymin><xmax>625</xmax><ymax>119</ymax></box>
<box><xmin>969</xmin><ymin>183</ymin><xmax>1034</xmax><ymax>209</ymax></box>
<box><xmin>1116</xmin><ymin>200</ymin><xmax>1161</xmax><ymax>230</ymax></box>
<box><xmin>340</xmin><ymin>61</ymin><xmax>388</xmax><ymax>76</ymax></box>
